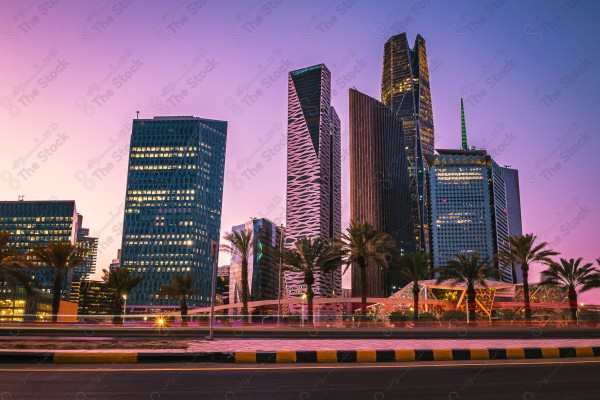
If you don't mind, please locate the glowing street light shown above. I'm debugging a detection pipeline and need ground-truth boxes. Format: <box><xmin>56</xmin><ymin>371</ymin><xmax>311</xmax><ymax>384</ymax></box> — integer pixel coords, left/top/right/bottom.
<box><xmin>301</xmin><ymin>293</ymin><xmax>307</xmax><ymax>327</ymax></box>
<box><xmin>122</xmin><ymin>294</ymin><xmax>128</xmax><ymax>322</ymax></box>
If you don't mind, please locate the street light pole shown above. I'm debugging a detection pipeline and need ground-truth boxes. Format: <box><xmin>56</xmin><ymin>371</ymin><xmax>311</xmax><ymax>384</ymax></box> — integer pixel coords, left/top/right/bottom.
<box><xmin>208</xmin><ymin>240</ymin><xmax>218</xmax><ymax>341</ymax></box>
<box><xmin>277</xmin><ymin>224</ymin><xmax>284</xmax><ymax>326</ymax></box>
<box><xmin>301</xmin><ymin>293</ymin><xmax>307</xmax><ymax>327</ymax></box>
<box><xmin>122</xmin><ymin>294</ymin><xmax>127</xmax><ymax>323</ymax></box>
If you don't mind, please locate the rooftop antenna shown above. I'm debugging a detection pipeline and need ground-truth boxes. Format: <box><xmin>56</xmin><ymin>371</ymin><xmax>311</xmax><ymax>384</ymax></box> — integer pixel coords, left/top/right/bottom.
<box><xmin>136</xmin><ymin>110</ymin><xmax>139</xmax><ymax>119</ymax></box>
<box><xmin>461</xmin><ymin>98</ymin><xmax>468</xmax><ymax>150</ymax></box>
<box><xmin>18</xmin><ymin>195</ymin><xmax>24</xmax><ymax>201</ymax></box>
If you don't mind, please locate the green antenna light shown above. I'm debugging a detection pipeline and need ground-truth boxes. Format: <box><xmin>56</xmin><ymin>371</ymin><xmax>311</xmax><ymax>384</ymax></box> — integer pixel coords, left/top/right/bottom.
<box><xmin>461</xmin><ymin>98</ymin><xmax>468</xmax><ymax>150</ymax></box>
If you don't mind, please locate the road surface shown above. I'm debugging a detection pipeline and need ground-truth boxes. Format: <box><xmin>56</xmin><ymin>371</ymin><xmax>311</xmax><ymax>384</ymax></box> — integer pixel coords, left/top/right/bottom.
<box><xmin>0</xmin><ymin>359</ymin><xmax>598</xmax><ymax>399</ymax></box>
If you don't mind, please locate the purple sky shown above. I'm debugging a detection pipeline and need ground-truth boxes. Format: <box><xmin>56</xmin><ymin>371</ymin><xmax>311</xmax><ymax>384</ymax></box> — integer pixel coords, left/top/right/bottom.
<box><xmin>1</xmin><ymin>1</ymin><xmax>598</xmax><ymax>302</ymax></box>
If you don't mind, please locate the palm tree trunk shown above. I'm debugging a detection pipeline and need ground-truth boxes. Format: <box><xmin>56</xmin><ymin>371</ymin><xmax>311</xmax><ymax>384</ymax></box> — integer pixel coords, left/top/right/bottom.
<box><xmin>522</xmin><ymin>264</ymin><xmax>532</xmax><ymax>321</ymax></box>
<box><xmin>467</xmin><ymin>287</ymin><xmax>476</xmax><ymax>323</ymax></box>
<box><xmin>412</xmin><ymin>281</ymin><xmax>419</xmax><ymax>323</ymax></box>
<box><xmin>568</xmin><ymin>287</ymin><xmax>578</xmax><ymax>324</ymax></box>
<box><xmin>181</xmin><ymin>297</ymin><xmax>189</xmax><ymax>326</ymax></box>
<box><xmin>51</xmin><ymin>271</ymin><xmax>63</xmax><ymax>323</ymax></box>
<box><xmin>241</xmin><ymin>257</ymin><xmax>249</xmax><ymax>323</ymax></box>
<box><xmin>112</xmin><ymin>295</ymin><xmax>123</xmax><ymax>325</ymax></box>
<box><xmin>360</xmin><ymin>261</ymin><xmax>367</xmax><ymax>322</ymax></box>
<box><xmin>307</xmin><ymin>287</ymin><xmax>314</xmax><ymax>325</ymax></box>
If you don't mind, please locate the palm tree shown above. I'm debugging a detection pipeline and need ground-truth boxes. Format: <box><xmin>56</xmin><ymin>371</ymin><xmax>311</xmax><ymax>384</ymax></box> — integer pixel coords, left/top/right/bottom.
<box><xmin>277</xmin><ymin>237</ymin><xmax>343</xmax><ymax>325</ymax></box>
<box><xmin>102</xmin><ymin>268</ymin><xmax>144</xmax><ymax>324</ymax></box>
<box><xmin>341</xmin><ymin>220</ymin><xmax>400</xmax><ymax>316</ymax></box>
<box><xmin>221</xmin><ymin>230</ymin><xmax>253</xmax><ymax>322</ymax></box>
<box><xmin>30</xmin><ymin>241</ymin><xmax>86</xmax><ymax>323</ymax></box>
<box><xmin>497</xmin><ymin>234</ymin><xmax>558</xmax><ymax>321</ymax></box>
<box><xmin>540</xmin><ymin>258</ymin><xmax>600</xmax><ymax>323</ymax></box>
<box><xmin>436</xmin><ymin>253</ymin><xmax>498</xmax><ymax>323</ymax></box>
<box><xmin>0</xmin><ymin>231</ymin><xmax>36</xmax><ymax>295</ymax></box>
<box><xmin>158</xmin><ymin>274</ymin><xmax>197</xmax><ymax>326</ymax></box>
<box><xmin>395</xmin><ymin>252</ymin><xmax>429</xmax><ymax>322</ymax></box>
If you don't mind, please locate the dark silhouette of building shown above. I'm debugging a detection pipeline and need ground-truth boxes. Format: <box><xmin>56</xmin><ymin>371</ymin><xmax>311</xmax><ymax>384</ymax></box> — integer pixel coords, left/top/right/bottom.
<box><xmin>349</xmin><ymin>88</ymin><xmax>414</xmax><ymax>296</ymax></box>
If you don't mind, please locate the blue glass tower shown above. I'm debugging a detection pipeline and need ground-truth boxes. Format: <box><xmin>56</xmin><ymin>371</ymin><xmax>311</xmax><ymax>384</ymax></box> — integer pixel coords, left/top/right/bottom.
<box><xmin>0</xmin><ymin>200</ymin><xmax>78</xmax><ymax>297</ymax></box>
<box><xmin>120</xmin><ymin>116</ymin><xmax>227</xmax><ymax>310</ymax></box>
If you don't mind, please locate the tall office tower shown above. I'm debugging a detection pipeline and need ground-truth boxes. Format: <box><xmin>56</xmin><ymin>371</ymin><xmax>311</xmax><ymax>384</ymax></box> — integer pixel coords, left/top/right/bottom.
<box><xmin>120</xmin><ymin>116</ymin><xmax>227</xmax><ymax>311</ymax></box>
<box><xmin>0</xmin><ymin>200</ymin><xmax>78</xmax><ymax>297</ymax></box>
<box><xmin>501</xmin><ymin>167</ymin><xmax>523</xmax><ymax>282</ymax></box>
<box><xmin>286</xmin><ymin>64</ymin><xmax>342</xmax><ymax>305</ymax></box>
<box><xmin>228</xmin><ymin>218</ymin><xmax>283</xmax><ymax>305</ymax></box>
<box><xmin>427</xmin><ymin>105</ymin><xmax>511</xmax><ymax>283</ymax></box>
<box><xmin>381</xmin><ymin>33</ymin><xmax>435</xmax><ymax>253</ymax></box>
<box><xmin>428</xmin><ymin>149</ymin><xmax>511</xmax><ymax>282</ymax></box>
<box><xmin>73</xmin><ymin>214</ymin><xmax>98</xmax><ymax>282</ymax></box>
<box><xmin>349</xmin><ymin>88</ymin><xmax>415</xmax><ymax>297</ymax></box>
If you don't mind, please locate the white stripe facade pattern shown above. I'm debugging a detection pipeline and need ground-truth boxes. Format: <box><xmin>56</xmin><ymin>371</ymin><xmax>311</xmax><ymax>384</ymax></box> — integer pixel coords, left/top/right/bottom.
<box><xmin>285</xmin><ymin>65</ymin><xmax>341</xmax><ymax>312</ymax></box>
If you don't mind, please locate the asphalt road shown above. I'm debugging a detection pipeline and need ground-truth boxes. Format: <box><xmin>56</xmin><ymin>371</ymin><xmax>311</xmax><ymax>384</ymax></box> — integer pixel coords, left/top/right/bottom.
<box><xmin>0</xmin><ymin>359</ymin><xmax>598</xmax><ymax>399</ymax></box>
<box><xmin>2</xmin><ymin>325</ymin><xmax>600</xmax><ymax>339</ymax></box>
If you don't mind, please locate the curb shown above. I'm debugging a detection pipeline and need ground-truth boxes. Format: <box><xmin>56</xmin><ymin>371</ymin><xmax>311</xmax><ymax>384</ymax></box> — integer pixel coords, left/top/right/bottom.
<box><xmin>0</xmin><ymin>347</ymin><xmax>599</xmax><ymax>364</ymax></box>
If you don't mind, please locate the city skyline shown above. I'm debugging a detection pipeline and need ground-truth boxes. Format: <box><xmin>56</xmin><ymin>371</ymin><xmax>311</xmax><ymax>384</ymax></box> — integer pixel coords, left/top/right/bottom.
<box><xmin>1</xmin><ymin>1</ymin><xmax>598</xmax><ymax>301</ymax></box>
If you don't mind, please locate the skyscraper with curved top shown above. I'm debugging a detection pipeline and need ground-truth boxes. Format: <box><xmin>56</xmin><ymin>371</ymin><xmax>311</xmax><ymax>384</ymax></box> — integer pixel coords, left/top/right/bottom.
<box><xmin>286</xmin><ymin>64</ymin><xmax>341</xmax><ymax>309</ymax></box>
<box><xmin>381</xmin><ymin>33</ymin><xmax>435</xmax><ymax>253</ymax></box>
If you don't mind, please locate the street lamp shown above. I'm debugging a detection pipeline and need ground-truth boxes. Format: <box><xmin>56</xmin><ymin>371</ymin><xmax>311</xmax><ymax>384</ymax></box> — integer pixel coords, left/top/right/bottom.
<box><xmin>122</xmin><ymin>294</ymin><xmax>128</xmax><ymax>323</ymax></box>
<box><xmin>301</xmin><ymin>293</ymin><xmax>307</xmax><ymax>327</ymax></box>
<box><xmin>277</xmin><ymin>224</ymin><xmax>284</xmax><ymax>326</ymax></box>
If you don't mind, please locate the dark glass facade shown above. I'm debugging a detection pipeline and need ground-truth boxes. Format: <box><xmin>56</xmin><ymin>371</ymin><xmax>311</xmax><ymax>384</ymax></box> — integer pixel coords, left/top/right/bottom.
<box><xmin>349</xmin><ymin>89</ymin><xmax>415</xmax><ymax>296</ymax></box>
<box><xmin>381</xmin><ymin>33</ymin><xmax>435</xmax><ymax>254</ymax></box>
<box><xmin>501</xmin><ymin>167</ymin><xmax>524</xmax><ymax>283</ymax></box>
<box><xmin>0</xmin><ymin>200</ymin><xmax>78</xmax><ymax>297</ymax></box>
<box><xmin>70</xmin><ymin>279</ymin><xmax>114</xmax><ymax>318</ymax></box>
<box><xmin>120</xmin><ymin>116</ymin><xmax>227</xmax><ymax>309</ymax></box>
<box><xmin>229</xmin><ymin>218</ymin><xmax>283</xmax><ymax>303</ymax></box>
<box><xmin>73</xmin><ymin>216</ymin><xmax>98</xmax><ymax>282</ymax></box>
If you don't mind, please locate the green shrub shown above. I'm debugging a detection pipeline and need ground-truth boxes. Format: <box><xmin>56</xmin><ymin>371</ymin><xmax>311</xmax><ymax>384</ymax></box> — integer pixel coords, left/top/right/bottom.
<box><xmin>440</xmin><ymin>310</ymin><xmax>467</xmax><ymax>321</ymax></box>
<box><xmin>389</xmin><ymin>311</ymin><xmax>411</xmax><ymax>322</ymax></box>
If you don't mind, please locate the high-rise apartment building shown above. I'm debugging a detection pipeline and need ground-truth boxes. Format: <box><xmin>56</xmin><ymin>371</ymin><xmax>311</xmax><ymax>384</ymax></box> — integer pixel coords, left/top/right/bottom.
<box><xmin>0</xmin><ymin>200</ymin><xmax>78</xmax><ymax>297</ymax></box>
<box><xmin>228</xmin><ymin>218</ymin><xmax>283</xmax><ymax>305</ymax></box>
<box><xmin>381</xmin><ymin>33</ymin><xmax>435</xmax><ymax>253</ymax></box>
<box><xmin>120</xmin><ymin>116</ymin><xmax>227</xmax><ymax>310</ymax></box>
<box><xmin>286</xmin><ymin>64</ymin><xmax>341</xmax><ymax>303</ymax></box>
<box><xmin>349</xmin><ymin>88</ymin><xmax>415</xmax><ymax>296</ymax></box>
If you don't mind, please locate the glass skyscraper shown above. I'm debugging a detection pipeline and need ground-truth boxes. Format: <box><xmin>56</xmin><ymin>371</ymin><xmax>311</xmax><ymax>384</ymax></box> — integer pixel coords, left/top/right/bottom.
<box><xmin>229</xmin><ymin>218</ymin><xmax>283</xmax><ymax>304</ymax></box>
<box><xmin>501</xmin><ymin>166</ymin><xmax>524</xmax><ymax>283</ymax></box>
<box><xmin>73</xmin><ymin>215</ymin><xmax>98</xmax><ymax>282</ymax></box>
<box><xmin>349</xmin><ymin>88</ymin><xmax>415</xmax><ymax>296</ymax></box>
<box><xmin>428</xmin><ymin>151</ymin><xmax>511</xmax><ymax>283</ymax></box>
<box><xmin>286</xmin><ymin>64</ymin><xmax>341</xmax><ymax>304</ymax></box>
<box><xmin>381</xmin><ymin>33</ymin><xmax>435</xmax><ymax>254</ymax></box>
<box><xmin>0</xmin><ymin>200</ymin><xmax>78</xmax><ymax>297</ymax></box>
<box><xmin>120</xmin><ymin>116</ymin><xmax>227</xmax><ymax>310</ymax></box>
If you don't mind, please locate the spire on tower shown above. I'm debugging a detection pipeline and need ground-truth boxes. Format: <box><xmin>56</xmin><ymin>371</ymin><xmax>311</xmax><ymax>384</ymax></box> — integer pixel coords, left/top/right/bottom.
<box><xmin>461</xmin><ymin>98</ymin><xmax>468</xmax><ymax>150</ymax></box>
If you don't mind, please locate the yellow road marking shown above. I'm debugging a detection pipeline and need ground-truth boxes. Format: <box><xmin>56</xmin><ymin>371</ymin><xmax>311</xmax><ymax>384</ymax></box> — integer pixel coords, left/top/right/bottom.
<box><xmin>53</xmin><ymin>353</ymin><xmax>137</xmax><ymax>364</ymax></box>
<box><xmin>433</xmin><ymin>349</ymin><xmax>453</xmax><ymax>361</ymax></box>
<box><xmin>356</xmin><ymin>350</ymin><xmax>377</xmax><ymax>363</ymax></box>
<box><xmin>317</xmin><ymin>350</ymin><xmax>337</xmax><ymax>363</ymax></box>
